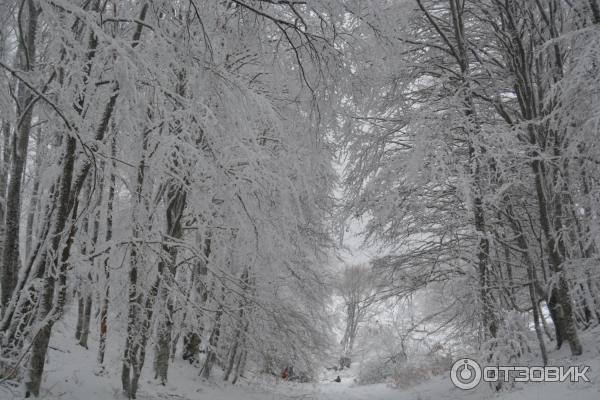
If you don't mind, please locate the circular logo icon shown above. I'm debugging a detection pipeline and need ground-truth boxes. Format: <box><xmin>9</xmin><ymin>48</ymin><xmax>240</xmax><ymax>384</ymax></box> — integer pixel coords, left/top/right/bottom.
<box><xmin>450</xmin><ymin>358</ymin><xmax>481</xmax><ymax>390</ymax></box>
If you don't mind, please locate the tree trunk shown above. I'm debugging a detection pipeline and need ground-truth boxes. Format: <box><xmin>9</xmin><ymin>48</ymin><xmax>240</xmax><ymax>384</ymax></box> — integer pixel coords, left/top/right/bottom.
<box><xmin>122</xmin><ymin>132</ymin><xmax>147</xmax><ymax>399</ymax></box>
<box><xmin>531</xmin><ymin>157</ymin><xmax>582</xmax><ymax>355</ymax></box>
<box><xmin>153</xmin><ymin>184</ymin><xmax>187</xmax><ymax>383</ymax></box>
<box><xmin>26</xmin><ymin>2</ymin><xmax>150</xmax><ymax>392</ymax></box>
<box><xmin>75</xmin><ymin>295</ymin><xmax>84</xmax><ymax>340</ymax></box>
<box><xmin>25</xmin><ymin>129</ymin><xmax>41</xmax><ymax>259</ymax></box>
<box><xmin>0</xmin><ymin>121</ymin><xmax>11</xmax><ymax>259</ymax></box>
<box><xmin>224</xmin><ymin>270</ymin><xmax>248</xmax><ymax>382</ymax></box>
<box><xmin>153</xmin><ymin>69</ymin><xmax>188</xmax><ymax>384</ymax></box>
<box><xmin>528</xmin><ymin>264</ymin><xmax>548</xmax><ymax>365</ymax></box>
<box><xmin>75</xmin><ymin>177</ymin><xmax>92</xmax><ymax>342</ymax></box>
<box><xmin>25</xmin><ymin>131</ymin><xmax>77</xmax><ymax>397</ymax></box>
<box><xmin>492</xmin><ymin>0</ymin><xmax>583</xmax><ymax>356</ymax></box>
<box><xmin>98</xmin><ymin>134</ymin><xmax>116</xmax><ymax>365</ymax></box>
<box><xmin>201</xmin><ymin>297</ymin><xmax>224</xmax><ymax>379</ymax></box>
<box><xmin>153</xmin><ymin>265</ymin><xmax>176</xmax><ymax>385</ymax></box>
<box><xmin>78</xmin><ymin>171</ymin><xmax>103</xmax><ymax>349</ymax></box>
<box><xmin>0</xmin><ymin>0</ymin><xmax>38</xmax><ymax>309</ymax></box>
<box><xmin>78</xmin><ymin>289</ymin><xmax>92</xmax><ymax>349</ymax></box>
<box><xmin>0</xmin><ymin>121</ymin><xmax>9</xmax><ymax>218</ymax></box>
<box><xmin>231</xmin><ymin>348</ymin><xmax>247</xmax><ymax>385</ymax></box>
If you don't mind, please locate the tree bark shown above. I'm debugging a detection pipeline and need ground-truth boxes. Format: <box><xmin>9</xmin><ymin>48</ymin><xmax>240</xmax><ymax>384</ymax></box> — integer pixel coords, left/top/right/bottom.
<box><xmin>224</xmin><ymin>270</ymin><xmax>249</xmax><ymax>382</ymax></box>
<box><xmin>200</xmin><ymin>287</ymin><xmax>224</xmax><ymax>379</ymax></box>
<box><xmin>25</xmin><ymin>132</ymin><xmax>76</xmax><ymax>397</ymax></box>
<box><xmin>0</xmin><ymin>121</ymin><xmax>11</xmax><ymax>256</ymax></box>
<box><xmin>231</xmin><ymin>348</ymin><xmax>247</xmax><ymax>385</ymax></box>
<box><xmin>0</xmin><ymin>0</ymin><xmax>38</xmax><ymax>309</ymax></box>
<box><xmin>25</xmin><ymin>129</ymin><xmax>42</xmax><ymax>259</ymax></box>
<box><xmin>153</xmin><ymin>69</ymin><xmax>188</xmax><ymax>384</ymax></box>
<box><xmin>78</xmin><ymin>171</ymin><xmax>104</xmax><ymax>349</ymax></box>
<box><xmin>78</xmin><ymin>288</ymin><xmax>93</xmax><ymax>349</ymax></box>
<box><xmin>122</xmin><ymin>130</ymin><xmax>148</xmax><ymax>399</ymax></box>
<box><xmin>98</xmin><ymin>133</ymin><xmax>116</xmax><ymax>365</ymax></box>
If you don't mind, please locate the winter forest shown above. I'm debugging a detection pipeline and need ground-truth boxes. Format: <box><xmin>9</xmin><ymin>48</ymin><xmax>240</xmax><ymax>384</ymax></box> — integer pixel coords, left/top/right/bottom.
<box><xmin>0</xmin><ymin>0</ymin><xmax>600</xmax><ymax>399</ymax></box>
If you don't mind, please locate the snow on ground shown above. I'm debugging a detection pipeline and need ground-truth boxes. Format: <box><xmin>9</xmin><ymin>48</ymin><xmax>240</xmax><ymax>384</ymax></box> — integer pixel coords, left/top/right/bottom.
<box><xmin>1</xmin><ymin>310</ymin><xmax>600</xmax><ymax>400</ymax></box>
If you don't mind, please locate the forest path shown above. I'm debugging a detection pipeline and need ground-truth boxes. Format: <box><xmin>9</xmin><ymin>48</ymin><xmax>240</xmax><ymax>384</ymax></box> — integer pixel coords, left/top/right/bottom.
<box><xmin>280</xmin><ymin>374</ymin><xmax>600</xmax><ymax>400</ymax></box>
<box><xmin>2</xmin><ymin>315</ymin><xmax>597</xmax><ymax>400</ymax></box>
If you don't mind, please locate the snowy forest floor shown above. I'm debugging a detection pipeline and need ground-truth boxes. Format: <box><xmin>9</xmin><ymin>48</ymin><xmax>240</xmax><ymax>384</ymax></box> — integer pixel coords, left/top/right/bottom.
<box><xmin>2</xmin><ymin>307</ymin><xmax>600</xmax><ymax>400</ymax></box>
